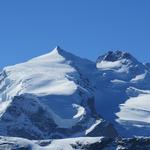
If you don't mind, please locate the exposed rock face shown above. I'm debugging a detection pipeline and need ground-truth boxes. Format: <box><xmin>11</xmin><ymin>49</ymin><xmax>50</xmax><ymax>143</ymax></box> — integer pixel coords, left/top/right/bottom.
<box><xmin>0</xmin><ymin>94</ymin><xmax>117</xmax><ymax>140</ymax></box>
<box><xmin>97</xmin><ymin>50</ymin><xmax>135</xmax><ymax>62</ymax></box>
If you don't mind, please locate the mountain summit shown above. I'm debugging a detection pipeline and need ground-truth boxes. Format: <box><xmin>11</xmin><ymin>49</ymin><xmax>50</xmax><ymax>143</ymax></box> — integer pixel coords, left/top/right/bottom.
<box><xmin>97</xmin><ymin>50</ymin><xmax>137</xmax><ymax>62</ymax></box>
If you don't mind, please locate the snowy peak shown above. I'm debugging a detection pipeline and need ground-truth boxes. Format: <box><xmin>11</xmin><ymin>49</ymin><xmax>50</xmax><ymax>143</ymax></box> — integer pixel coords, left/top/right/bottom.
<box><xmin>96</xmin><ymin>50</ymin><xmax>137</xmax><ymax>63</ymax></box>
<box><xmin>96</xmin><ymin>50</ymin><xmax>145</xmax><ymax>74</ymax></box>
<box><xmin>27</xmin><ymin>46</ymin><xmax>94</xmax><ymax>70</ymax></box>
<box><xmin>53</xmin><ymin>46</ymin><xmax>62</xmax><ymax>52</ymax></box>
<box><xmin>27</xmin><ymin>46</ymin><xmax>68</xmax><ymax>63</ymax></box>
<box><xmin>50</xmin><ymin>46</ymin><xmax>66</xmax><ymax>56</ymax></box>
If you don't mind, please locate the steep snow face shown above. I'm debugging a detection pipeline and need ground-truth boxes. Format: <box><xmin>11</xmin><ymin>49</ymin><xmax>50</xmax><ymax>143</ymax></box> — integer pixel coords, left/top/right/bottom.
<box><xmin>0</xmin><ymin>47</ymin><xmax>78</xmax><ymax>100</ymax></box>
<box><xmin>0</xmin><ymin>47</ymin><xmax>117</xmax><ymax>139</ymax></box>
<box><xmin>116</xmin><ymin>92</ymin><xmax>150</xmax><ymax>136</ymax></box>
<box><xmin>116</xmin><ymin>93</ymin><xmax>150</xmax><ymax>124</ymax></box>
<box><xmin>0</xmin><ymin>47</ymin><xmax>96</xmax><ymax>100</ymax></box>
<box><xmin>0</xmin><ymin>47</ymin><xmax>91</xmax><ymax>114</ymax></box>
<box><xmin>0</xmin><ymin>47</ymin><xmax>79</xmax><ymax>127</ymax></box>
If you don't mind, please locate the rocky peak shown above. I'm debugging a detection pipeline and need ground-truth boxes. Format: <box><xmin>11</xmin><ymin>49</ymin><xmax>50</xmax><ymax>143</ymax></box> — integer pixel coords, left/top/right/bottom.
<box><xmin>96</xmin><ymin>50</ymin><xmax>137</xmax><ymax>63</ymax></box>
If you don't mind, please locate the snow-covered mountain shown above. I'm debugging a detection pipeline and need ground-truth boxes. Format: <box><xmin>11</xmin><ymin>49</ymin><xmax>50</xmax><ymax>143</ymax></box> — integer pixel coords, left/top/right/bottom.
<box><xmin>0</xmin><ymin>47</ymin><xmax>117</xmax><ymax>140</ymax></box>
<box><xmin>0</xmin><ymin>46</ymin><xmax>150</xmax><ymax>141</ymax></box>
<box><xmin>95</xmin><ymin>50</ymin><xmax>150</xmax><ymax>136</ymax></box>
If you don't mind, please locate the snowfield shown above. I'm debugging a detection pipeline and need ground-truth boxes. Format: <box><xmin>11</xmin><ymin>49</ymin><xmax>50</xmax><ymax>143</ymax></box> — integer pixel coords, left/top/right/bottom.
<box><xmin>116</xmin><ymin>93</ymin><xmax>150</xmax><ymax>125</ymax></box>
<box><xmin>1</xmin><ymin>47</ymin><xmax>78</xmax><ymax>98</ymax></box>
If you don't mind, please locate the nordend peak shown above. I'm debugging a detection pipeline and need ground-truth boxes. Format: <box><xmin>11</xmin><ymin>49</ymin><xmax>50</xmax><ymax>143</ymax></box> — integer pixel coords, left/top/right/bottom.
<box><xmin>96</xmin><ymin>50</ymin><xmax>138</xmax><ymax>63</ymax></box>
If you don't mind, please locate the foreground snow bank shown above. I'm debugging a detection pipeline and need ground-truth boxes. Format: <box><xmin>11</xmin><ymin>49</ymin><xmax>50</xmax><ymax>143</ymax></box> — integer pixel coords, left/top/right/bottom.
<box><xmin>0</xmin><ymin>136</ymin><xmax>150</xmax><ymax>150</ymax></box>
<box><xmin>0</xmin><ymin>136</ymin><xmax>108</xmax><ymax>150</ymax></box>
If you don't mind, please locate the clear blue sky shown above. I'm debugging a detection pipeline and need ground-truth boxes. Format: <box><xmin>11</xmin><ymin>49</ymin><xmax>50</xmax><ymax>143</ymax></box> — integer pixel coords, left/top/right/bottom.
<box><xmin>0</xmin><ymin>0</ymin><xmax>150</xmax><ymax>68</ymax></box>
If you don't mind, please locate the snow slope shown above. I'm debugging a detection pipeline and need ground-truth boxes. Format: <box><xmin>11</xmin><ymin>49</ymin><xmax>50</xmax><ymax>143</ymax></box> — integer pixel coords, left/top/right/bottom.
<box><xmin>117</xmin><ymin>93</ymin><xmax>150</xmax><ymax>125</ymax></box>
